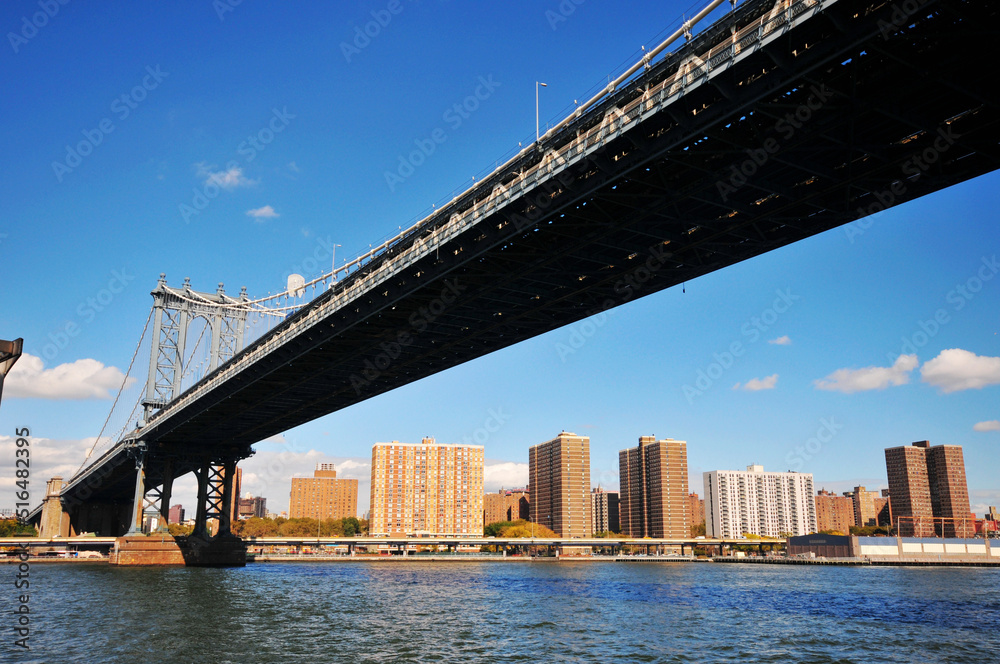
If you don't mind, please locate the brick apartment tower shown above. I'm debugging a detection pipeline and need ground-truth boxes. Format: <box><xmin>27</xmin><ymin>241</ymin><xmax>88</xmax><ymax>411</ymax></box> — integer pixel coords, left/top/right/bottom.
<box><xmin>814</xmin><ymin>489</ymin><xmax>854</xmax><ymax>534</ymax></box>
<box><xmin>370</xmin><ymin>439</ymin><xmax>484</xmax><ymax>536</ymax></box>
<box><xmin>528</xmin><ymin>432</ymin><xmax>591</xmax><ymax>537</ymax></box>
<box><xmin>618</xmin><ymin>436</ymin><xmax>689</xmax><ymax>538</ymax></box>
<box><xmin>885</xmin><ymin>441</ymin><xmax>972</xmax><ymax>537</ymax></box>
<box><xmin>289</xmin><ymin>463</ymin><xmax>359</xmax><ymax>521</ymax></box>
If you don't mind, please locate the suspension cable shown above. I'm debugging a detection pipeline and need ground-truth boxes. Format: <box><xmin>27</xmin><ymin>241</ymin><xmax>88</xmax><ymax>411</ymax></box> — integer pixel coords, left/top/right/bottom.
<box><xmin>72</xmin><ymin>308</ymin><xmax>153</xmax><ymax>479</ymax></box>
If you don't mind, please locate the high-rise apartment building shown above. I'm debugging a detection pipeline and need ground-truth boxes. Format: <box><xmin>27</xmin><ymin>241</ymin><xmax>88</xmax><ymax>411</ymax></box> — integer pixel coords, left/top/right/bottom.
<box><xmin>851</xmin><ymin>485</ymin><xmax>885</xmax><ymax>527</ymax></box>
<box><xmin>483</xmin><ymin>488</ymin><xmax>529</xmax><ymax>527</ymax></box>
<box><xmin>289</xmin><ymin>464</ymin><xmax>358</xmax><ymax>521</ymax></box>
<box><xmin>688</xmin><ymin>492</ymin><xmax>705</xmax><ymax>528</ymax></box>
<box><xmin>885</xmin><ymin>441</ymin><xmax>972</xmax><ymax>537</ymax></box>
<box><xmin>591</xmin><ymin>487</ymin><xmax>620</xmax><ymax>534</ymax></box>
<box><xmin>704</xmin><ymin>465</ymin><xmax>816</xmax><ymax>538</ymax></box>
<box><xmin>618</xmin><ymin>436</ymin><xmax>689</xmax><ymax>538</ymax></box>
<box><xmin>815</xmin><ymin>489</ymin><xmax>854</xmax><ymax>533</ymax></box>
<box><xmin>370</xmin><ymin>439</ymin><xmax>484</xmax><ymax>536</ymax></box>
<box><xmin>528</xmin><ymin>432</ymin><xmax>591</xmax><ymax>538</ymax></box>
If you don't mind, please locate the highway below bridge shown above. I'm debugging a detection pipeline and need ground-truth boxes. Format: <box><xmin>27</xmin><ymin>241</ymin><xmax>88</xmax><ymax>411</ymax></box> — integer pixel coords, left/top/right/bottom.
<box><xmin>2</xmin><ymin>536</ymin><xmax>778</xmax><ymax>557</ymax></box>
<box><xmin>33</xmin><ymin>0</ymin><xmax>1000</xmax><ymax>539</ymax></box>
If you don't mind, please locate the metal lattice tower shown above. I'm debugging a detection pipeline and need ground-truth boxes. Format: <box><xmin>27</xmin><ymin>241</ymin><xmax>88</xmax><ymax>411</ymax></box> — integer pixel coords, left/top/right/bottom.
<box><xmin>142</xmin><ymin>274</ymin><xmax>249</xmax><ymax>417</ymax></box>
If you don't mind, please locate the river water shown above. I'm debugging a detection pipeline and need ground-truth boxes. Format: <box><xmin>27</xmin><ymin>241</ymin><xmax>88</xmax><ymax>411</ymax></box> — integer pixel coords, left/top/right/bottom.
<box><xmin>11</xmin><ymin>561</ymin><xmax>1000</xmax><ymax>663</ymax></box>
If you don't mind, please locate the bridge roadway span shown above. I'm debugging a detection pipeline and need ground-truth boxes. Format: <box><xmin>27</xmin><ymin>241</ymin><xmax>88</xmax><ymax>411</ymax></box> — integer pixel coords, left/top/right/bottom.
<box><xmin>50</xmin><ymin>0</ymin><xmax>1000</xmax><ymax>521</ymax></box>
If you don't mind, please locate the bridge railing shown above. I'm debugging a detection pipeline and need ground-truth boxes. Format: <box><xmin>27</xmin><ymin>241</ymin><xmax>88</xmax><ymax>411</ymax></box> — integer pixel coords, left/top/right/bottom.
<box><xmin>141</xmin><ymin>0</ymin><xmax>832</xmax><ymax>433</ymax></box>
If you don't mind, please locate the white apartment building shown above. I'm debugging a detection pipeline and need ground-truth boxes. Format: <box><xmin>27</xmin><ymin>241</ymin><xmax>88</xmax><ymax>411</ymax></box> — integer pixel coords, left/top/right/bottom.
<box><xmin>704</xmin><ymin>464</ymin><xmax>816</xmax><ymax>538</ymax></box>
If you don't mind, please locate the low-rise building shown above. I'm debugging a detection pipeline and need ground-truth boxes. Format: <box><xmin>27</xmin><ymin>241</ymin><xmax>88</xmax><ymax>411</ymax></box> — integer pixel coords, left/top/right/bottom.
<box><xmin>483</xmin><ymin>488</ymin><xmax>529</xmax><ymax>527</ymax></box>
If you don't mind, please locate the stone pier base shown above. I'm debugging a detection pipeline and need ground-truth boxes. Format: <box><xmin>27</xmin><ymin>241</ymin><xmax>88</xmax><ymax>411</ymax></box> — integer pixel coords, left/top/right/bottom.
<box><xmin>109</xmin><ymin>534</ymin><xmax>246</xmax><ymax>567</ymax></box>
<box><xmin>110</xmin><ymin>535</ymin><xmax>186</xmax><ymax>566</ymax></box>
<box><xmin>175</xmin><ymin>534</ymin><xmax>247</xmax><ymax>567</ymax></box>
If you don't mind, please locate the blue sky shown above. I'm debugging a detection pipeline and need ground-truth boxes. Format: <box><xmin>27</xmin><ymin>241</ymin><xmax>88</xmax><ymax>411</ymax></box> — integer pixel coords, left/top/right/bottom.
<box><xmin>1</xmin><ymin>0</ymin><xmax>998</xmax><ymax>517</ymax></box>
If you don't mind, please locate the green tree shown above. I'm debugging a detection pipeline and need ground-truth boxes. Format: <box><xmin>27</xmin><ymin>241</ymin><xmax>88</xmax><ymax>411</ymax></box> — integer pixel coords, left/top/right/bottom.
<box><xmin>0</xmin><ymin>519</ymin><xmax>37</xmax><ymax>537</ymax></box>
<box><xmin>690</xmin><ymin>521</ymin><xmax>706</xmax><ymax>537</ymax></box>
<box><xmin>342</xmin><ymin>517</ymin><xmax>361</xmax><ymax>536</ymax></box>
<box><xmin>484</xmin><ymin>520</ymin><xmax>514</xmax><ymax>537</ymax></box>
<box><xmin>167</xmin><ymin>523</ymin><xmax>193</xmax><ymax>537</ymax></box>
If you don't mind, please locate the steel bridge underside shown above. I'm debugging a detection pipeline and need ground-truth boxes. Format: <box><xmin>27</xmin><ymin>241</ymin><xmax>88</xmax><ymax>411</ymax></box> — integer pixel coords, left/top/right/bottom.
<box><xmin>62</xmin><ymin>0</ymin><xmax>1000</xmax><ymax>507</ymax></box>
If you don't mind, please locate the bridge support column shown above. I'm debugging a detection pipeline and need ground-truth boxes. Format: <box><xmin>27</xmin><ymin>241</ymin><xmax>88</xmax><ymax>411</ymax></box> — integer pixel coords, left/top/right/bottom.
<box><xmin>156</xmin><ymin>459</ymin><xmax>175</xmax><ymax>533</ymax></box>
<box><xmin>192</xmin><ymin>460</ymin><xmax>210</xmax><ymax>539</ymax></box>
<box><xmin>126</xmin><ymin>442</ymin><xmax>148</xmax><ymax>535</ymax></box>
<box><xmin>218</xmin><ymin>458</ymin><xmax>236</xmax><ymax>537</ymax></box>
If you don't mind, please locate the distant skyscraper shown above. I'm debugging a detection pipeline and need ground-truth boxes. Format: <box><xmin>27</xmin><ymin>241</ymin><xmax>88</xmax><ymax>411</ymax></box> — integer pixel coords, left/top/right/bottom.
<box><xmin>483</xmin><ymin>489</ymin><xmax>529</xmax><ymax>527</ymax></box>
<box><xmin>289</xmin><ymin>464</ymin><xmax>358</xmax><ymax>521</ymax></box>
<box><xmin>529</xmin><ymin>432</ymin><xmax>591</xmax><ymax>537</ymax></box>
<box><xmin>814</xmin><ymin>490</ymin><xmax>854</xmax><ymax>534</ymax></box>
<box><xmin>168</xmin><ymin>504</ymin><xmax>185</xmax><ymax>524</ymax></box>
<box><xmin>885</xmin><ymin>441</ymin><xmax>972</xmax><ymax>537</ymax></box>
<box><xmin>618</xmin><ymin>436</ymin><xmax>689</xmax><ymax>538</ymax></box>
<box><xmin>238</xmin><ymin>495</ymin><xmax>268</xmax><ymax>519</ymax></box>
<box><xmin>704</xmin><ymin>465</ymin><xmax>816</xmax><ymax>538</ymax></box>
<box><xmin>370</xmin><ymin>439</ymin><xmax>484</xmax><ymax>536</ymax></box>
<box><xmin>591</xmin><ymin>487</ymin><xmax>620</xmax><ymax>534</ymax></box>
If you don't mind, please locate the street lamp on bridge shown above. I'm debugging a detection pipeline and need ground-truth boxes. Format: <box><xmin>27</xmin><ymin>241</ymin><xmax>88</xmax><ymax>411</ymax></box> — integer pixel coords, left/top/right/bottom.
<box><xmin>535</xmin><ymin>81</ymin><xmax>547</xmax><ymax>142</ymax></box>
<box><xmin>0</xmin><ymin>338</ymin><xmax>23</xmax><ymax>409</ymax></box>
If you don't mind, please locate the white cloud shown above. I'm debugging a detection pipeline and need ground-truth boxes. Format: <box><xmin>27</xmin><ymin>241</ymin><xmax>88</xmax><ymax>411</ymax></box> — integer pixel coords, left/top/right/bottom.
<box><xmin>335</xmin><ymin>459</ymin><xmax>371</xmax><ymax>479</ymax></box>
<box><xmin>769</xmin><ymin>335</ymin><xmax>791</xmax><ymax>345</ymax></box>
<box><xmin>973</xmin><ymin>420</ymin><xmax>1000</xmax><ymax>432</ymax></box>
<box><xmin>288</xmin><ymin>161</ymin><xmax>300</xmax><ymax>173</ymax></box>
<box><xmin>484</xmin><ymin>461</ymin><xmax>528</xmax><ymax>492</ymax></box>
<box><xmin>0</xmin><ymin>436</ymin><xmax>105</xmax><ymax>505</ymax></box>
<box><xmin>921</xmin><ymin>349</ymin><xmax>1000</xmax><ymax>393</ymax></box>
<box><xmin>735</xmin><ymin>374</ymin><xmax>778</xmax><ymax>391</ymax></box>
<box><xmin>246</xmin><ymin>205</ymin><xmax>279</xmax><ymax>220</ymax></box>
<box><xmin>971</xmin><ymin>490</ymin><xmax>1000</xmax><ymax>518</ymax></box>
<box><xmin>814</xmin><ymin>354</ymin><xmax>918</xmax><ymax>393</ymax></box>
<box><xmin>4</xmin><ymin>354</ymin><xmax>135</xmax><ymax>399</ymax></box>
<box><xmin>195</xmin><ymin>162</ymin><xmax>256</xmax><ymax>189</ymax></box>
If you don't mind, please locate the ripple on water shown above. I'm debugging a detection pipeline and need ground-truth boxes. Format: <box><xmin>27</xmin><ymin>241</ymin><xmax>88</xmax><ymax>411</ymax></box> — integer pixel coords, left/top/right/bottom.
<box><xmin>20</xmin><ymin>562</ymin><xmax>1000</xmax><ymax>663</ymax></box>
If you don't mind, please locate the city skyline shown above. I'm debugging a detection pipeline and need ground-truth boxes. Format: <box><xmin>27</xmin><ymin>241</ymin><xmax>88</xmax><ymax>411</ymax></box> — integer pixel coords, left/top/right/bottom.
<box><xmin>1</xmin><ymin>1</ymin><xmax>998</xmax><ymax>519</ymax></box>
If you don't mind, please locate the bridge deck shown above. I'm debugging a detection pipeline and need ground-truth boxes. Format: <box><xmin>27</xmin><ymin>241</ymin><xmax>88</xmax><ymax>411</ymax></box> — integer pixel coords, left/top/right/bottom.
<box><xmin>52</xmin><ymin>0</ymin><xmax>1000</xmax><ymax>513</ymax></box>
